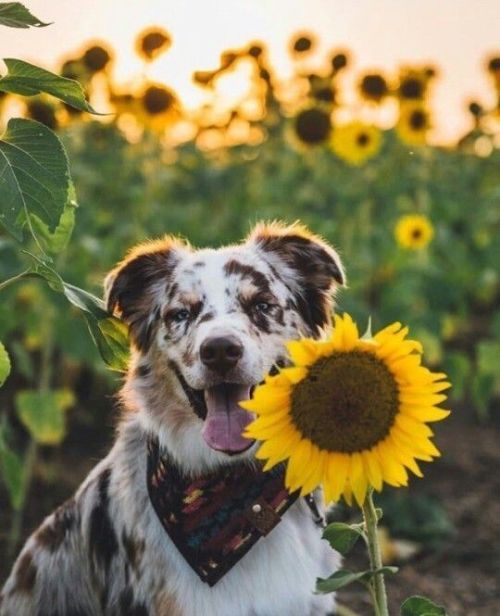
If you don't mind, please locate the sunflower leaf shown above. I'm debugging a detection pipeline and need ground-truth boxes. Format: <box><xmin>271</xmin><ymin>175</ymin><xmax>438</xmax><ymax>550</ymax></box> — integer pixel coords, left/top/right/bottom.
<box><xmin>322</xmin><ymin>522</ymin><xmax>365</xmax><ymax>555</ymax></box>
<box><xmin>0</xmin><ymin>59</ymin><xmax>100</xmax><ymax>113</ymax></box>
<box><xmin>361</xmin><ymin>316</ymin><xmax>373</xmax><ymax>340</ymax></box>
<box><xmin>400</xmin><ymin>595</ymin><xmax>448</xmax><ymax>616</ymax></box>
<box><xmin>15</xmin><ymin>389</ymin><xmax>74</xmax><ymax>445</ymax></box>
<box><xmin>0</xmin><ymin>2</ymin><xmax>50</xmax><ymax>28</ymax></box>
<box><xmin>0</xmin><ymin>420</ymin><xmax>24</xmax><ymax>510</ymax></box>
<box><xmin>0</xmin><ymin>118</ymin><xmax>70</xmax><ymax>244</ymax></box>
<box><xmin>0</xmin><ymin>341</ymin><xmax>11</xmax><ymax>387</ymax></box>
<box><xmin>316</xmin><ymin>566</ymin><xmax>398</xmax><ymax>594</ymax></box>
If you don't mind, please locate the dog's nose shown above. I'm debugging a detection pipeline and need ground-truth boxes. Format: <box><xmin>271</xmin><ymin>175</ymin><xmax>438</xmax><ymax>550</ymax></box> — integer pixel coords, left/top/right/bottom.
<box><xmin>200</xmin><ymin>336</ymin><xmax>243</xmax><ymax>374</ymax></box>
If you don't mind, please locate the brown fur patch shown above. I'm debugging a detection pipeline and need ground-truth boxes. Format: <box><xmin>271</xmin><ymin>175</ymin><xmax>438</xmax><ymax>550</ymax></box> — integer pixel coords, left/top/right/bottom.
<box><xmin>154</xmin><ymin>591</ymin><xmax>183</xmax><ymax>616</ymax></box>
<box><xmin>223</xmin><ymin>259</ymin><xmax>271</xmax><ymax>294</ymax></box>
<box><xmin>14</xmin><ymin>552</ymin><xmax>37</xmax><ymax>593</ymax></box>
<box><xmin>36</xmin><ymin>497</ymin><xmax>76</xmax><ymax>552</ymax></box>
<box><xmin>122</xmin><ymin>530</ymin><xmax>145</xmax><ymax>573</ymax></box>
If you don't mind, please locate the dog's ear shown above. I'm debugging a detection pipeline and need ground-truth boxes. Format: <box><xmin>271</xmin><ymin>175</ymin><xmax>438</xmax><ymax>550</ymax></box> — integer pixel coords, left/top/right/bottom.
<box><xmin>248</xmin><ymin>222</ymin><xmax>345</xmax><ymax>335</ymax></box>
<box><xmin>104</xmin><ymin>236</ymin><xmax>190</xmax><ymax>351</ymax></box>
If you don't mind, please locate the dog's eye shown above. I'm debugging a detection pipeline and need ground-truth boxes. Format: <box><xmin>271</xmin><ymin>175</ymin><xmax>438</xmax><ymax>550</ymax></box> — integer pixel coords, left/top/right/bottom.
<box><xmin>172</xmin><ymin>308</ymin><xmax>190</xmax><ymax>322</ymax></box>
<box><xmin>254</xmin><ymin>301</ymin><xmax>272</xmax><ymax>314</ymax></box>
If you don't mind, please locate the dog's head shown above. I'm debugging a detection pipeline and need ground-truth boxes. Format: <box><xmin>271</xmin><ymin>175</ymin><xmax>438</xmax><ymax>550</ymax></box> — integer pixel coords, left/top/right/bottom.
<box><xmin>105</xmin><ymin>222</ymin><xmax>345</xmax><ymax>465</ymax></box>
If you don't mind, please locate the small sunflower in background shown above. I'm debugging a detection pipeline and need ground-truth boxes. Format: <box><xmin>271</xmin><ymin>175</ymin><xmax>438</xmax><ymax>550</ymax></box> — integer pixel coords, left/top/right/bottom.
<box><xmin>487</xmin><ymin>56</ymin><xmax>500</xmax><ymax>91</ymax></box>
<box><xmin>308</xmin><ymin>74</ymin><xmax>336</xmax><ymax>105</ymax></box>
<box><xmin>293</xmin><ymin>107</ymin><xmax>331</xmax><ymax>146</ymax></box>
<box><xmin>241</xmin><ymin>313</ymin><xmax>449</xmax><ymax>506</ymax></box>
<box><xmin>330</xmin><ymin>121</ymin><xmax>382</xmax><ymax>165</ymax></box>
<box><xmin>330</xmin><ymin>51</ymin><xmax>349</xmax><ymax>74</ymax></box>
<box><xmin>139</xmin><ymin>83</ymin><xmax>181</xmax><ymax>132</ymax></box>
<box><xmin>82</xmin><ymin>43</ymin><xmax>112</xmax><ymax>74</ymax></box>
<box><xmin>25</xmin><ymin>97</ymin><xmax>59</xmax><ymax>130</ymax></box>
<box><xmin>358</xmin><ymin>72</ymin><xmax>389</xmax><ymax>103</ymax></box>
<box><xmin>395</xmin><ymin>214</ymin><xmax>434</xmax><ymax>250</ymax></box>
<box><xmin>136</xmin><ymin>27</ymin><xmax>172</xmax><ymax>61</ymax></box>
<box><xmin>396</xmin><ymin>102</ymin><xmax>431</xmax><ymax>146</ymax></box>
<box><xmin>290</xmin><ymin>32</ymin><xmax>316</xmax><ymax>55</ymax></box>
<box><xmin>397</xmin><ymin>67</ymin><xmax>435</xmax><ymax>101</ymax></box>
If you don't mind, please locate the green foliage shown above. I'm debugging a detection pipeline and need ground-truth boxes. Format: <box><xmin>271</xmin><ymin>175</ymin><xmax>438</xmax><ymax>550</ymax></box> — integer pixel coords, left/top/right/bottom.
<box><xmin>0</xmin><ymin>119</ymin><xmax>70</xmax><ymax>243</ymax></box>
<box><xmin>375</xmin><ymin>492</ymin><xmax>453</xmax><ymax>547</ymax></box>
<box><xmin>0</xmin><ymin>59</ymin><xmax>98</xmax><ymax>112</ymax></box>
<box><xmin>15</xmin><ymin>389</ymin><xmax>74</xmax><ymax>445</ymax></box>
<box><xmin>0</xmin><ymin>419</ymin><xmax>24</xmax><ymax>509</ymax></box>
<box><xmin>0</xmin><ymin>340</ymin><xmax>11</xmax><ymax>386</ymax></box>
<box><xmin>316</xmin><ymin>566</ymin><xmax>398</xmax><ymax>593</ymax></box>
<box><xmin>322</xmin><ymin>522</ymin><xmax>364</xmax><ymax>555</ymax></box>
<box><xmin>400</xmin><ymin>596</ymin><xmax>448</xmax><ymax>616</ymax></box>
<box><xmin>0</xmin><ymin>2</ymin><xmax>49</xmax><ymax>28</ymax></box>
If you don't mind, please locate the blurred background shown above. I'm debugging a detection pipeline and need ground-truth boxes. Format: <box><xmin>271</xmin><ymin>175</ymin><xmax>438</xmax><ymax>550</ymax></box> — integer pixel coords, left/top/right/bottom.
<box><xmin>1</xmin><ymin>1</ymin><xmax>500</xmax><ymax>613</ymax></box>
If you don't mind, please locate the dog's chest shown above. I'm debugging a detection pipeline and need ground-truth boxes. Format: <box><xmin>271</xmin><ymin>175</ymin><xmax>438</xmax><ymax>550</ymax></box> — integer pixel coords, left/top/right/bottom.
<box><xmin>142</xmin><ymin>498</ymin><xmax>338</xmax><ymax>616</ymax></box>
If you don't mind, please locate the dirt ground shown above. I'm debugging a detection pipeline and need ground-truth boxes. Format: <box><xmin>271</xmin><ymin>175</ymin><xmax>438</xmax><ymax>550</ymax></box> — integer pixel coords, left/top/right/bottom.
<box><xmin>1</xmin><ymin>404</ymin><xmax>499</xmax><ymax>615</ymax></box>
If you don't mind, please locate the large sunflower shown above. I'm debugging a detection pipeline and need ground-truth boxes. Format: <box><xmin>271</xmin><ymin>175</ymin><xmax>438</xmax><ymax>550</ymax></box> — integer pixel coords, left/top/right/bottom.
<box><xmin>240</xmin><ymin>314</ymin><xmax>450</xmax><ymax>506</ymax></box>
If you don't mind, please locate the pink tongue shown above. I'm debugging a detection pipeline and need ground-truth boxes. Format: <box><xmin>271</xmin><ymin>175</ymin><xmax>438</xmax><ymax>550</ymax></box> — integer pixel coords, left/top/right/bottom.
<box><xmin>202</xmin><ymin>384</ymin><xmax>255</xmax><ymax>453</ymax></box>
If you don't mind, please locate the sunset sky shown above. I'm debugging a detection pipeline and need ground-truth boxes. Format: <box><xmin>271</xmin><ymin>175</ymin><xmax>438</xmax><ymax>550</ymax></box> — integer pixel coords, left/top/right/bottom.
<box><xmin>2</xmin><ymin>0</ymin><xmax>500</xmax><ymax>143</ymax></box>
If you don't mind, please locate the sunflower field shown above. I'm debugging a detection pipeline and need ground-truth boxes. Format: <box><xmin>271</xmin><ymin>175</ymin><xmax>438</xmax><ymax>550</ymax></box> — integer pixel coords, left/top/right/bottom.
<box><xmin>1</xmin><ymin>22</ymin><xmax>500</xmax><ymax>614</ymax></box>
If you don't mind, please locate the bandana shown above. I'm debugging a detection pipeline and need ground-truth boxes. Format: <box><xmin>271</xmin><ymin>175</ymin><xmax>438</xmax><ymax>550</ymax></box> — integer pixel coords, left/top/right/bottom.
<box><xmin>146</xmin><ymin>437</ymin><xmax>300</xmax><ymax>586</ymax></box>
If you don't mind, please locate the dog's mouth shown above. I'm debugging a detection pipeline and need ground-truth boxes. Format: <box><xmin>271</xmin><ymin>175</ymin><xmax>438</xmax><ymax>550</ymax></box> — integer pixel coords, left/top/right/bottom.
<box><xmin>172</xmin><ymin>367</ymin><xmax>256</xmax><ymax>456</ymax></box>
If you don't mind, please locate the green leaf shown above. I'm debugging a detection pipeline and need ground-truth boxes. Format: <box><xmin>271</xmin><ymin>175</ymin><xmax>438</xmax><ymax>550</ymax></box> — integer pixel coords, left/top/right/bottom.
<box><xmin>15</xmin><ymin>389</ymin><xmax>74</xmax><ymax>445</ymax></box>
<box><xmin>316</xmin><ymin>569</ymin><xmax>368</xmax><ymax>593</ymax></box>
<box><xmin>0</xmin><ymin>59</ymin><xmax>98</xmax><ymax>113</ymax></box>
<box><xmin>477</xmin><ymin>341</ymin><xmax>500</xmax><ymax>380</ymax></box>
<box><xmin>29</xmin><ymin>188</ymin><xmax>77</xmax><ymax>254</ymax></box>
<box><xmin>0</xmin><ymin>2</ymin><xmax>50</xmax><ymax>28</ymax></box>
<box><xmin>322</xmin><ymin>522</ymin><xmax>364</xmax><ymax>555</ymax></box>
<box><xmin>0</xmin><ymin>340</ymin><xmax>11</xmax><ymax>386</ymax></box>
<box><xmin>21</xmin><ymin>260</ymin><xmax>130</xmax><ymax>371</ymax></box>
<box><xmin>401</xmin><ymin>595</ymin><xmax>448</xmax><ymax>616</ymax></box>
<box><xmin>0</xmin><ymin>419</ymin><xmax>24</xmax><ymax>509</ymax></box>
<box><xmin>443</xmin><ymin>351</ymin><xmax>470</xmax><ymax>401</ymax></box>
<box><xmin>0</xmin><ymin>118</ymin><xmax>70</xmax><ymax>244</ymax></box>
<box><xmin>316</xmin><ymin>566</ymin><xmax>398</xmax><ymax>594</ymax></box>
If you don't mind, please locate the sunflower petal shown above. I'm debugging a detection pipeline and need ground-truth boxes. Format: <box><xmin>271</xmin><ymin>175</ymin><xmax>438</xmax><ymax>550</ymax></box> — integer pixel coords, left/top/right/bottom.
<box><xmin>350</xmin><ymin>452</ymin><xmax>368</xmax><ymax>506</ymax></box>
<box><xmin>362</xmin><ymin>450</ymin><xmax>383</xmax><ymax>492</ymax></box>
<box><xmin>402</xmin><ymin>405</ymin><xmax>451</xmax><ymax>422</ymax></box>
<box><xmin>286</xmin><ymin>340</ymin><xmax>318</xmax><ymax>366</ymax></box>
<box><xmin>323</xmin><ymin>453</ymin><xmax>350</xmax><ymax>504</ymax></box>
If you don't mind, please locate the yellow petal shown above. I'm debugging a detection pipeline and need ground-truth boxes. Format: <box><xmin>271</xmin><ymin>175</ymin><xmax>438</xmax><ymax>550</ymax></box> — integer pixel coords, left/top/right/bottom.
<box><xmin>285</xmin><ymin>439</ymin><xmax>313</xmax><ymax>491</ymax></box>
<box><xmin>362</xmin><ymin>450</ymin><xmax>383</xmax><ymax>492</ymax></box>
<box><xmin>395</xmin><ymin>414</ymin><xmax>434</xmax><ymax>438</ymax></box>
<box><xmin>350</xmin><ymin>452</ymin><xmax>368</xmax><ymax>506</ymax></box>
<box><xmin>399</xmin><ymin>393</ymin><xmax>447</xmax><ymax>406</ymax></box>
<box><xmin>390</xmin><ymin>430</ymin><xmax>433</xmax><ymax>462</ymax></box>
<box><xmin>374</xmin><ymin>321</ymin><xmax>402</xmax><ymax>341</ymax></box>
<box><xmin>392</xmin><ymin>427</ymin><xmax>441</xmax><ymax>458</ymax></box>
<box><xmin>286</xmin><ymin>340</ymin><xmax>319</xmax><ymax>366</ymax></box>
<box><xmin>388</xmin><ymin>435</ymin><xmax>424</xmax><ymax>477</ymax></box>
<box><xmin>280</xmin><ymin>366</ymin><xmax>308</xmax><ymax>384</ymax></box>
<box><xmin>402</xmin><ymin>405</ymin><xmax>451</xmax><ymax>423</ymax></box>
<box><xmin>376</xmin><ymin>440</ymin><xmax>408</xmax><ymax>487</ymax></box>
<box><xmin>323</xmin><ymin>453</ymin><xmax>350</xmax><ymax>504</ymax></box>
<box><xmin>403</xmin><ymin>381</ymin><xmax>451</xmax><ymax>394</ymax></box>
<box><xmin>299</xmin><ymin>446</ymin><xmax>324</xmax><ymax>496</ymax></box>
<box><xmin>340</xmin><ymin>313</ymin><xmax>360</xmax><ymax>350</ymax></box>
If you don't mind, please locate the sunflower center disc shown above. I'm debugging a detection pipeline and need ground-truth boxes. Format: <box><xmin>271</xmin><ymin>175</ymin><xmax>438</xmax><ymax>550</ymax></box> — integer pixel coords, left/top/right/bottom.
<box><xmin>290</xmin><ymin>351</ymin><xmax>399</xmax><ymax>453</ymax></box>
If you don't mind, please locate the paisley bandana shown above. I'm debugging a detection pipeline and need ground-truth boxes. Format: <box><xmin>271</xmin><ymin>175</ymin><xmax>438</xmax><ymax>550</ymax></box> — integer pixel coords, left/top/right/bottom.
<box><xmin>146</xmin><ymin>437</ymin><xmax>300</xmax><ymax>586</ymax></box>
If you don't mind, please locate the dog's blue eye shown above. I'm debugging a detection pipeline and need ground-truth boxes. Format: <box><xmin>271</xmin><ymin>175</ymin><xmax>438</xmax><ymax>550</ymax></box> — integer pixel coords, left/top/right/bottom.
<box><xmin>255</xmin><ymin>301</ymin><xmax>272</xmax><ymax>313</ymax></box>
<box><xmin>172</xmin><ymin>309</ymin><xmax>190</xmax><ymax>322</ymax></box>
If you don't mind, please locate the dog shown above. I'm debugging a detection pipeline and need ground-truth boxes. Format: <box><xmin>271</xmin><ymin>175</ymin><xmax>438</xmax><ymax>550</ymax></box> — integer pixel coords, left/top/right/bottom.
<box><xmin>1</xmin><ymin>222</ymin><xmax>345</xmax><ymax>616</ymax></box>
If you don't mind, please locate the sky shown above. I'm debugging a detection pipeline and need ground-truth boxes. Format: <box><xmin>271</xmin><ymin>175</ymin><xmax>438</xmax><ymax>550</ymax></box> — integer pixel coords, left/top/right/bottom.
<box><xmin>2</xmin><ymin>0</ymin><xmax>500</xmax><ymax>143</ymax></box>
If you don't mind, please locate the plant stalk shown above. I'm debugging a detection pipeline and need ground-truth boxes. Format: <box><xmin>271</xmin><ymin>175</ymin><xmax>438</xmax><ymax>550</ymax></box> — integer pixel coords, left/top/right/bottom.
<box><xmin>361</xmin><ymin>488</ymin><xmax>389</xmax><ymax>616</ymax></box>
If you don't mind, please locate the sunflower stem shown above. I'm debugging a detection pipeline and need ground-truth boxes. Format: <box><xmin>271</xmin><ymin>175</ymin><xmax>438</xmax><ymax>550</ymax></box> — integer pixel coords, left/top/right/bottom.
<box><xmin>361</xmin><ymin>488</ymin><xmax>389</xmax><ymax>616</ymax></box>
